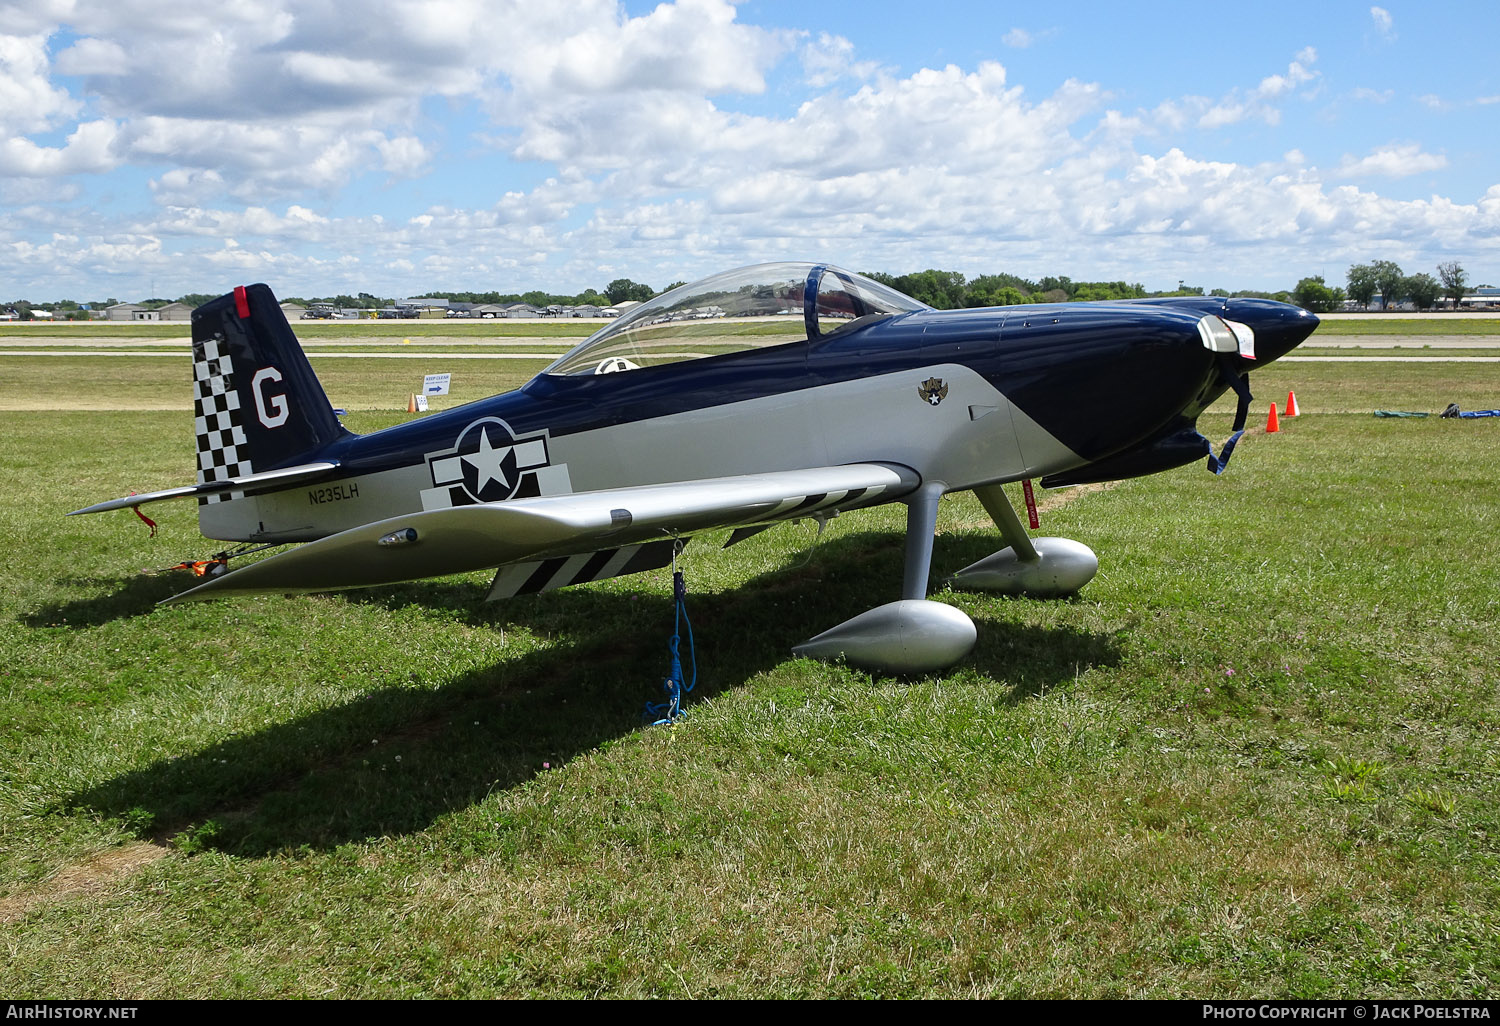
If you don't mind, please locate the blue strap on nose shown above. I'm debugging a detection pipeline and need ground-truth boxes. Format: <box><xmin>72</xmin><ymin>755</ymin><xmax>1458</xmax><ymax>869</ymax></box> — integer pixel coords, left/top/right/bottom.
<box><xmin>1207</xmin><ymin>364</ymin><xmax>1253</xmax><ymax>475</ymax></box>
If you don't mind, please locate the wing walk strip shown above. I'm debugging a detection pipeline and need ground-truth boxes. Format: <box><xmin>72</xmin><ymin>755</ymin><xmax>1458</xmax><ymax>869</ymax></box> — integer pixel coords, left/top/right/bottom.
<box><xmin>489</xmin><ymin>486</ymin><xmax>879</xmax><ymax>599</ymax></box>
<box><xmin>747</xmin><ymin>486</ymin><xmax>867</xmax><ymax>523</ymax></box>
<box><xmin>487</xmin><ymin>538</ymin><xmax>684</xmax><ymax>600</ymax></box>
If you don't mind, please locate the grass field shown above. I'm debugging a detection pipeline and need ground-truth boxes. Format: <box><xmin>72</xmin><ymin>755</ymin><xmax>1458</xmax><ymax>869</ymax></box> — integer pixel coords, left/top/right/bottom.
<box><xmin>7</xmin><ymin>352</ymin><xmax>1500</xmax><ymax>416</ymax></box>
<box><xmin>0</xmin><ymin>356</ymin><xmax>548</xmax><ymax>411</ymax></box>
<box><xmin>0</xmin><ymin>320</ymin><xmax>601</xmax><ymax>339</ymax></box>
<box><xmin>1</xmin><ymin>340</ymin><xmax>1498</xmax><ymax>998</ymax></box>
<box><xmin>1311</xmin><ymin>318</ymin><xmax>1500</xmax><ymax>336</ymax></box>
<box><xmin>4</xmin><ymin>313</ymin><xmax>1499</xmax><ymax>340</ymax></box>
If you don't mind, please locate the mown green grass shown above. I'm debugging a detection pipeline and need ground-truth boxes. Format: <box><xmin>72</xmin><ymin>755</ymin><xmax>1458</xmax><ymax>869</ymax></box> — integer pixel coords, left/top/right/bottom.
<box><xmin>1209</xmin><ymin>360</ymin><xmax>1500</xmax><ymax>415</ymax></box>
<box><xmin>1313</xmin><ymin>318</ymin><xmax>1500</xmax><ymax>336</ymax></box>
<box><xmin>7</xmin><ymin>312</ymin><xmax>1500</xmax><ymax>339</ymax></box>
<box><xmin>9</xmin><ymin>349</ymin><xmax>1500</xmax><ymax>416</ymax></box>
<box><xmin>1</xmin><ymin>359</ymin><xmax>1497</xmax><ymax>998</ymax></box>
<box><xmin>8</xmin><ymin>313</ymin><xmax>1500</xmax><ymax>337</ymax></box>
<box><xmin>0</xmin><ymin>356</ymin><xmax>551</xmax><ymax>411</ymax></box>
<box><xmin>0</xmin><ymin>321</ymin><xmax>600</xmax><ymax>339</ymax></box>
<box><xmin>1294</xmin><ymin>349</ymin><xmax>1500</xmax><ymax>358</ymax></box>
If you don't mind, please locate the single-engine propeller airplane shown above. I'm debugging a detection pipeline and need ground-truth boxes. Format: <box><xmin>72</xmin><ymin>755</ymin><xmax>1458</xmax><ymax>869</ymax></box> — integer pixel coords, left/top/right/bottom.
<box><xmin>71</xmin><ymin>262</ymin><xmax>1317</xmax><ymax>671</ymax></box>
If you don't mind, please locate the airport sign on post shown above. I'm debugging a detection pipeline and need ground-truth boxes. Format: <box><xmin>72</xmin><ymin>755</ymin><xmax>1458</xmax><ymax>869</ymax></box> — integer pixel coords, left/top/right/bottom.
<box><xmin>423</xmin><ymin>373</ymin><xmax>451</xmax><ymax>396</ymax></box>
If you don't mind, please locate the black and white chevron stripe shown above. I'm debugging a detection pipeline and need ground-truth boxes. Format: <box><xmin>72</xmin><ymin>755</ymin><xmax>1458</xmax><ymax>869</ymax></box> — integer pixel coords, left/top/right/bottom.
<box><xmin>486</xmin><ymin>538</ymin><xmax>686</xmax><ymax>600</ymax></box>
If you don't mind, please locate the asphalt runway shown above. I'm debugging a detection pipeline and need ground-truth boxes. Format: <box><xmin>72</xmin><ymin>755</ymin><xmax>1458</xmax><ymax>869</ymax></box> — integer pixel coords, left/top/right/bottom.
<box><xmin>1310</xmin><ymin>337</ymin><xmax>1500</xmax><ymax>348</ymax></box>
<box><xmin>1281</xmin><ymin>355</ymin><xmax>1500</xmax><ymax>362</ymax></box>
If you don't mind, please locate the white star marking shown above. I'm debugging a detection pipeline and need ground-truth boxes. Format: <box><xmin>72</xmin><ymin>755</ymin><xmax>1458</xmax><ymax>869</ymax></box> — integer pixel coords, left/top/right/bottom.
<box><xmin>463</xmin><ymin>427</ymin><xmax>513</xmax><ymax>493</ymax></box>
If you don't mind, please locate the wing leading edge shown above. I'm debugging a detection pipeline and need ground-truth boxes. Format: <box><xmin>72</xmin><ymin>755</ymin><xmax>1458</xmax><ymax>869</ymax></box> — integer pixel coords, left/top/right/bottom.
<box><xmin>165</xmin><ymin>462</ymin><xmax>921</xmax><ymax>603</ymax></box>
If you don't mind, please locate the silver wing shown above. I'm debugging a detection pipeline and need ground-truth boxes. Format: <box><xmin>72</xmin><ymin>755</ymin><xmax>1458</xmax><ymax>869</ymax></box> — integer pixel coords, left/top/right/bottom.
<box><xmin>165</xmin><ymin>462</ymin><xmax>920</xmax><ymax>603</ymax></box>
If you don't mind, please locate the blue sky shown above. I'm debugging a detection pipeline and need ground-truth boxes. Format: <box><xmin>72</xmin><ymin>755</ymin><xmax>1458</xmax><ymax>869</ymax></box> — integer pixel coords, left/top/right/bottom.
<box><xmin>1</xmin><ymin>0</ymin><xmax>1495</xmax><ymax>302</ymax></box>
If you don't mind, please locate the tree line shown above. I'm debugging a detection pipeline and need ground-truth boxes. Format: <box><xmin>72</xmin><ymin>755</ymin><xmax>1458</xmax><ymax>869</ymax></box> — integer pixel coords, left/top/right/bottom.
<box><xmin>1291</xmin><ymin>261</ymin><xmax>1475</xmax><ymax>313</ymax></box>
<box><xmin>5</xmin><ymin>263</ymin><xmax>1487</xmax><ymax>319</ymax></box>
<box><xmin>860</xmin><ymin>270</ymin><xmax>1231</xmax><ymax>309</ymax></box>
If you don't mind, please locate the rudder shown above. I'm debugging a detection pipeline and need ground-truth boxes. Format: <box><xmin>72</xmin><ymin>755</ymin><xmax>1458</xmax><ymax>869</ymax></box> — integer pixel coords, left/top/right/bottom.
<box><xmin>191</xmin><ymin>284</ymin><xmax>349</xmax><ymax>504</ymax></box>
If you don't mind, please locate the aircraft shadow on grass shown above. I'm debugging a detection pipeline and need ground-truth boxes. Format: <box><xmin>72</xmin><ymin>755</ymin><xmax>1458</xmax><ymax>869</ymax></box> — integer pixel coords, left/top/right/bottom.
<box><xmin>24</xmin><ymin>572</ymin><xmax>189</xmax><ymax>628</ymax></box>
<box><xmin>66</xmin><ymin>530</ymin><xmax>1121</xmax><ymax>857</ymax></box>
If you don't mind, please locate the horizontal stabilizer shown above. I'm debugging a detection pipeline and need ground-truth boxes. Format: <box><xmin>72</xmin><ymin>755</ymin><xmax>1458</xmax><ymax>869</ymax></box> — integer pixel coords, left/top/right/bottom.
<box><xmin>68</xmin><ymin>462</ymin><xmax>341</xmax><ymax>516</ymax></box>
<box><xmin>164</xmin><ymin>462</ymin><xmax>918</xmax><ymax>603</ymax></box>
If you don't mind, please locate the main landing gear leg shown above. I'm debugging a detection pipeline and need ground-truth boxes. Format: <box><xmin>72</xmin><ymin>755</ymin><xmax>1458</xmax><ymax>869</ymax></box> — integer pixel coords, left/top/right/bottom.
<box><xmin>792</xmin><ymin>482</ymin><xmax>976</xmax><ymax>673</ymax></box>
<box><xmin>947</xmin><ymin>483</ymin><xmax>1098</xmax><ymax>597</ymax></box>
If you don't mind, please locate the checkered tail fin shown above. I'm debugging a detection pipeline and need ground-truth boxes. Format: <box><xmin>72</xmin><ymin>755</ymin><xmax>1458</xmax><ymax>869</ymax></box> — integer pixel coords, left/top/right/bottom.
<box><xmin>190</xmin><ymin>285</ymin><xmax>351</xmax><ymax>505</ymax></box>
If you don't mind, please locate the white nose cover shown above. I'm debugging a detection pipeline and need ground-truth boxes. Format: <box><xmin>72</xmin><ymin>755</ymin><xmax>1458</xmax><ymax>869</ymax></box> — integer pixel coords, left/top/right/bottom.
<box><xmin>1196</xmin><ymin>314</ymin><xmax>1256</xmax><ymax>360</ymax></box>
<box><xmin>1223</xmin><ymin>318</ymin><xmax>1257</xmax><ymax>360</ymax></box>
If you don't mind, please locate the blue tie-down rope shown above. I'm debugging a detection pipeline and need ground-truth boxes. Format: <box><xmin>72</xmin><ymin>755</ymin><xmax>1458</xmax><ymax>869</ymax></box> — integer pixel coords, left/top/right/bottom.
<box><xmin>645</xmin><ymin>570</ymin><xmax>696</xmax><ymax>725</ymax></box>
<box><xmin>1207</xmin><ymin>363</ymin><xmax>1252</xmax><ymax>476</ymax></box>
<box><xmin>1206</xmin><ymin>430</ymin><xmax>1245</xmax><ymax>475</ymax></box>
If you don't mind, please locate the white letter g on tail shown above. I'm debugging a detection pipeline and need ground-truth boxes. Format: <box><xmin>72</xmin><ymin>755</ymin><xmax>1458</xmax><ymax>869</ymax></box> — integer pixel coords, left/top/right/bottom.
<box><xmin>253</xmin><ymin>367</ymin><xmax>288</xmax><ymax>428</ymax></box>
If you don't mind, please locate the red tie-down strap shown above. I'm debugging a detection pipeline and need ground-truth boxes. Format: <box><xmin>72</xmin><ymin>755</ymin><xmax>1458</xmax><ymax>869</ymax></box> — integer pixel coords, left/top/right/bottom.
<box><xmin>127</xmin><ymin>491</ymin><xmax>158</xmax><ymax>537</ymax></box>
<box><xmin>1022</xmin><ymin>478</ymin><xmax>1040</xmax><ymax>530</ymax></box>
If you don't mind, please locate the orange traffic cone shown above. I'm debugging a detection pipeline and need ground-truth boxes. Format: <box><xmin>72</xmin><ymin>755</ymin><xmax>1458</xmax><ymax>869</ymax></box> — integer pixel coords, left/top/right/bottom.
<box><xmin>1266</xmin><ymin>402</ymin><xmax>1280</xmax><ymax>433</ymax></box>
<box><xmin>407</xmin><ymin>393</ymin><xmax>417</xmax><ymax>413</ymax></box>
<box><xmin>1285</xmin><ymin>391</ymin><xmax>1300</xmax><ymax>417</ymax></box>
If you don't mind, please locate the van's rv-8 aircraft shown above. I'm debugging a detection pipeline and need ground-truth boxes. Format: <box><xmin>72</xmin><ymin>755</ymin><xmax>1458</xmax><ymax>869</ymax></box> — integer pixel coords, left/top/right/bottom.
<box><xmin>71</xmin><ymin>263</ymin><xmax>1318</xmax><ymax>672</ymax></box>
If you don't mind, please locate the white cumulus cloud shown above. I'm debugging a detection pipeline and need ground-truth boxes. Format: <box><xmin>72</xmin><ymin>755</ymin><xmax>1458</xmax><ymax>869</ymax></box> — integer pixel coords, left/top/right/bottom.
<box><xmin>0</xmin><ymin>120</ymin><xmax>118</xmax><ymax>176</ymax></box>
<box><xmin>0</xmin><ymin>2</ymin><xmax>1493</xmax><ymax>300</ymax></box>
<box><xmin>1336</xmin><ymin>144</ymin><xmax>1447</xmax><ymax>179</ymax></box>
<box><xmin>0</xmin><ymin>33</ymin><xmax>80</xmax><ymax>132</ymax></box>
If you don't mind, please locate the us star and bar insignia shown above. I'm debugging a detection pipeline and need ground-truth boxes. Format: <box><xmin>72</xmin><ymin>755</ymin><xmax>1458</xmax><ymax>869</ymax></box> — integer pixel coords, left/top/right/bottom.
<box><xmin>420</xmin><ymin>417</ymin><xmax>572</xmax><ymax>510</ymax></box>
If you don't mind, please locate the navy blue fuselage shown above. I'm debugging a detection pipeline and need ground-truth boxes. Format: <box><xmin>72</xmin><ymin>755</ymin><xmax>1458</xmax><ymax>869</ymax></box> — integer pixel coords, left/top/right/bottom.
<box><xmin>303</xmin><ymin>296</ymin><xmax>1315</xmax><ymax>486</ymax></box>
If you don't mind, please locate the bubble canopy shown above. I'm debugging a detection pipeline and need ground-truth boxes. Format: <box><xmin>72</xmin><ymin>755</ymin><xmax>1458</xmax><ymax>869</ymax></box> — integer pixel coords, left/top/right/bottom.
<box><xmin>542</xmin><ymin>262</ymin><xmax>930</xmax><ymax>377</ymax></box>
